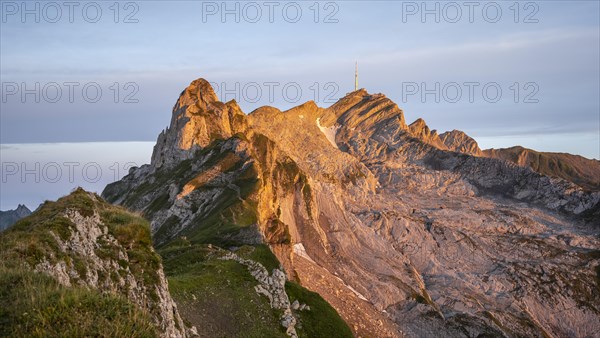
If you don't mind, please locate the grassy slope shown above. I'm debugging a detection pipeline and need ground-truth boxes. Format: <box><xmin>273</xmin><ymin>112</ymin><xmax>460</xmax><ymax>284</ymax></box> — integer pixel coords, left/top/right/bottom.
<box><xmin>160</xmin><ymin>243</ymin><xmax>285</xmax><ymax>337</ymax></box>
<box><xmin>0</xmin><ymin>188</ymin><xmax>161</xmax><ymax>292</ymax></box>
<box><xmin>0</xmin><ymin>188</ymin><xmax>161</xmax><ymax>337</ymax></box>
<box><xmin>157</xmin><ymin>196</ymin><xmax>354</xmax><ymax>336</ymax></box>
<box><xmin>285</xmin><ymin>282</ymin><xmax>354</xmax><ymax>338</ymax></box>
<box><xmin>0</xmin><ymin>267</ymin><xmax>157</xmax><ymax>338</ymax></box>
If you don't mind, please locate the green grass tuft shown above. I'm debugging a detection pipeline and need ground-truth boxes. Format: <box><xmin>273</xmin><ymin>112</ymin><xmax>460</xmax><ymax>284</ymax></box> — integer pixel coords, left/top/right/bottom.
<box><xmin>0</xmin><ymin>265</ymin><xmax>157</xmax><ymax>337</ymax></box>
<box><xmin>236</xmin><ymin>244</ymin><xmax>281</xmax><ymax>273</ymax></box>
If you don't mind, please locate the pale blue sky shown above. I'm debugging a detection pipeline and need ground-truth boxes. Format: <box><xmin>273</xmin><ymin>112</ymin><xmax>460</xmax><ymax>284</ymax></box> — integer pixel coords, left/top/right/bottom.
<box><xmin>0</xmin><ymin>142</ymin><xmax>153</xmax><ymax>209</ymax></box>
<box><xmin>1</xmin><ymin>1</ymin><xmax>599</xmax><ymax>209</ymax></box>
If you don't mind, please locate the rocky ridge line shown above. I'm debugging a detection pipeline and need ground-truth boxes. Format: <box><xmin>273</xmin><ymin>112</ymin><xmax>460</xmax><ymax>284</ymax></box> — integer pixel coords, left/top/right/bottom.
<box><xmin>219</xmin><ymin>251</ymin><xmax>305</xmax><ymax>337</ymax></box>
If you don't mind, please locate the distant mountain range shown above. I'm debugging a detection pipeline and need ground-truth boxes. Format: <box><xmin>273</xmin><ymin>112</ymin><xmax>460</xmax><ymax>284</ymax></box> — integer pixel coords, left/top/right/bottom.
<box><xmin>407</xmin><ymin>124</ymin><xmax>600</xmax><ymax>192</ymax></box>
<box><xmin>483</xmin><ymin>146</ymin><xmax>600</xmax><ymax>191</ymax></box>
<box><xmin>0</xmin><ymin>204</ymin><xmax>31</xmax><ymax>231</ymax></box>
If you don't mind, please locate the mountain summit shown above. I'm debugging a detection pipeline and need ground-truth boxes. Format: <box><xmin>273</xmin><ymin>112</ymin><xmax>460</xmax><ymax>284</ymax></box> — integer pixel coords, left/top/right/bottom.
<box><xmin>104</xmin><ymin>78</ymin><xmax>600</xmax><ymax>337</ymax></box>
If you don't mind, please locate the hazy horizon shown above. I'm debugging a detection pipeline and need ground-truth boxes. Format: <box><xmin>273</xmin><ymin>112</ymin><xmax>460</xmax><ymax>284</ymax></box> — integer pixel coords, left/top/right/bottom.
<box><xmin>2</xmin><ymin>123</ymin><xmax>598</xmax><ymax>210</ymax></box>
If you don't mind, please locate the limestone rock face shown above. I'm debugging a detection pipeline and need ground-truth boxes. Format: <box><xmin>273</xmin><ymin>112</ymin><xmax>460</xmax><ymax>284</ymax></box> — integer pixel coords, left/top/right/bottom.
<box><xmin>104</xmin><ymin>78</ymin><xmax>600</xmax><ymax>338</ymax></box>
<box><xmin>39</xmin><ymin>209</ymin><xmax>186</xmax><ymax>337</ymax></box>
<box><xmin>439</xmin><ymin>129</ymin><xmax>483</xmax><ymax>156</ymax></box>
<box><xmin>435</xmin><ymin>131</ymin><xmax>600</xmax><ymax>192</ymax></box>
<box><xmin>319</xmin><ymin>90</ymin><xmax>409</xmax><ymax>162</ymax></box>
<box><xmin>151</xmin><ymin>78</ymin><xmax>248</xmax><ymax>168</ymax></box>
<box><xmin>248</xmin><ymin>100</ymin><xmax>377</xmax><ymax>190</ymax></box>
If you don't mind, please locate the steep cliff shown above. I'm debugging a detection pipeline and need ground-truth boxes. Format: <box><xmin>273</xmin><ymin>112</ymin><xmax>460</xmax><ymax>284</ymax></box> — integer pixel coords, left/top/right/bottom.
<box><xmin>104</xmin><ymin>79</ymin><xmax>353</xmax><ymax>337</ymax></box>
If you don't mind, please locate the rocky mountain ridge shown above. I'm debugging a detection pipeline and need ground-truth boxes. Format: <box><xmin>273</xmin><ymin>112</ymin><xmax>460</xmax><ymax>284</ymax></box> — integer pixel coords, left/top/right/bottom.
<box><xmin>439</xmin><ymin>129</ymin><xmax>483</xmax><ymax>157</ymax></box>
<box><xmin>426</xmin><ymin>126</ymin><xmax>600</xmax><ymax>192</ymax></box>
<box><xmin>104</xmin><ymin>78</ymin><xmax>600</xmax><ymax>337</ymax></box>
<box><xmin>483</xmin><ymin>146</ymin><xmax>600</xmax><ymax>192</ymax></box>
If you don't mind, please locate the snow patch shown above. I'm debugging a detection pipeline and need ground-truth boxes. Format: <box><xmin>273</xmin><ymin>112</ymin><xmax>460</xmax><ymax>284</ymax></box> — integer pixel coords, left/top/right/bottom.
<box><xmin>316</xmin><ymin>118</ymin><xmax>339</xmax><ymax>149</ymax></box>
<box><xmin>331</xmin><ymin>274</ymin><xmax>370</xmax><ymax>302</ymax></box>
<box><xmin>346</xmin><ymin>285</ymin><xmax>369</xmax><ymax>301</ymax></box>
<box><xmin>293</xmin><ymin>243</ymin><xmax>316</xmax><ymax>263</ymax></box>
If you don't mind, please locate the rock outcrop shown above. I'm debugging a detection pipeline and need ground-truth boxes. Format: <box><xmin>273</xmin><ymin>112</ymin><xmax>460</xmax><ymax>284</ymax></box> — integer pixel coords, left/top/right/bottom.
<box><xmin>408</xmin><ymin>118</ymin><xmax>448</xmax><ymax>150</ymax></box>
<box><xmin>104</xmin><ymin>78</ymin><xmax>600</xmax><ymax>338</ymax></box>
<box><xmin>151</xmin><ymin>78</ymin><xmax>248</xmax><ymax>168</ymax></box>
<box><xmin>406</xmin><ymin>124</ymin><xmax>599</xmax><ymax>193</ymax></box>
<box><xmin>0</xmin><ymin>189</ymin><xmax>188</xmax><ymax>337</ymax></box>
<box><xmin>220</xmin><ymin>251</ymin><xmax>298</xmax><ymax>337</ymax></box>
<box><xmin>433</xmin><ymin>130</ymin><xmax>599</xmax><ymax>192</ymax></box>
<box><xmin>439</xmin><ymin>129</ymin><xmax>483</xmax><ymax>156</ymax></box>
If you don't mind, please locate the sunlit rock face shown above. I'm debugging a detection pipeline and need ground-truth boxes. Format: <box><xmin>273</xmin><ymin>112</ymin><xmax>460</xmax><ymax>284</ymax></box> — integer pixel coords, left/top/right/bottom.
<box><xmin>151</xmin><ymin>78</ymin><xmax>248</xmax><ymax>168</ymax></box>
<box><xmin>105</xmin><ymin>78</ymin><xmax>600</xmax><ymax>338</ymax></box>
<box><xmin>439</xmin><ymin>129</ymin><xmax>483</xmax><ymax>157</ymax></box>
<box><xmin>407</xmin><ymin>118</ymin><xmax>447</xmax><ymax>150</ymax></box>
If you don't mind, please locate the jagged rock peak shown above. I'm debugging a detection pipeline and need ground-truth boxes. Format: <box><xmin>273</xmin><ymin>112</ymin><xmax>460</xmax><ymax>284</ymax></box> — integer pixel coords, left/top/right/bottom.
<box><xmin>0</xmin><ymin>204</ymin><xmax>32</xmax><ymax>231</ymax></box>
<box><xmin>409</xmin><ymin>118</ymin><xmax>426</xmax><ymax>128</ymax></box>
<box><xmin>151</xmin><ymin>78</ymin><xmax>248</xmax><ymax>168</ymax></box>
<box><xmin>174</xmin><ymin>78</ymin><xmax>219</xmax><ymax>111</ymax></box>
<box><xmin>15</xmin><ymin>204</ymin><xmax>31</xmax><ymax>213</ymax></box>
<box><xmin>408</xmin><ymin>118</ymin><xmax>447</xmax><ymax>150</ymax></box>
<box><xmin>347</xmin><ymin>88</ymin><xmax>369</xmax><ymax>97</ymax></box>
<box><xmin>439</xmin><ymin>129</ymin><xmax>483</xmax><ymax>156</ymax></box>
<box><xmin>104</xmin><ymin>76</ymin><xmax>600</xmax><ymax>338</ymax></box>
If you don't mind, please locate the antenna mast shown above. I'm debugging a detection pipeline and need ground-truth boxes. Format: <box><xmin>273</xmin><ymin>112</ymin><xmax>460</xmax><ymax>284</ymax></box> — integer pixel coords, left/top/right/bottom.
<box><xmin>354</xmin><ymin>62</ymin><xmax>358</xmax><ymax>91</ymax></box>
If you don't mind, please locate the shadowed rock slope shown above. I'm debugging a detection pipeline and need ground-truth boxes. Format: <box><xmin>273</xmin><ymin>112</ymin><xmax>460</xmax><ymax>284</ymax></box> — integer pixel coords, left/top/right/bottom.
<box><xmin>104</xmin><ymin>78</ymin><xmax>600</xmax><ymax>338</ymax></box>
<box><xmin>436</xmin><ymin>130</ymin><xmax>600</xmax><ymax>192</ymax></box>
<box><xmin>483</xmin><ymin>146</ymin><xmax>600</xmax><ymax>192</ymax></box>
